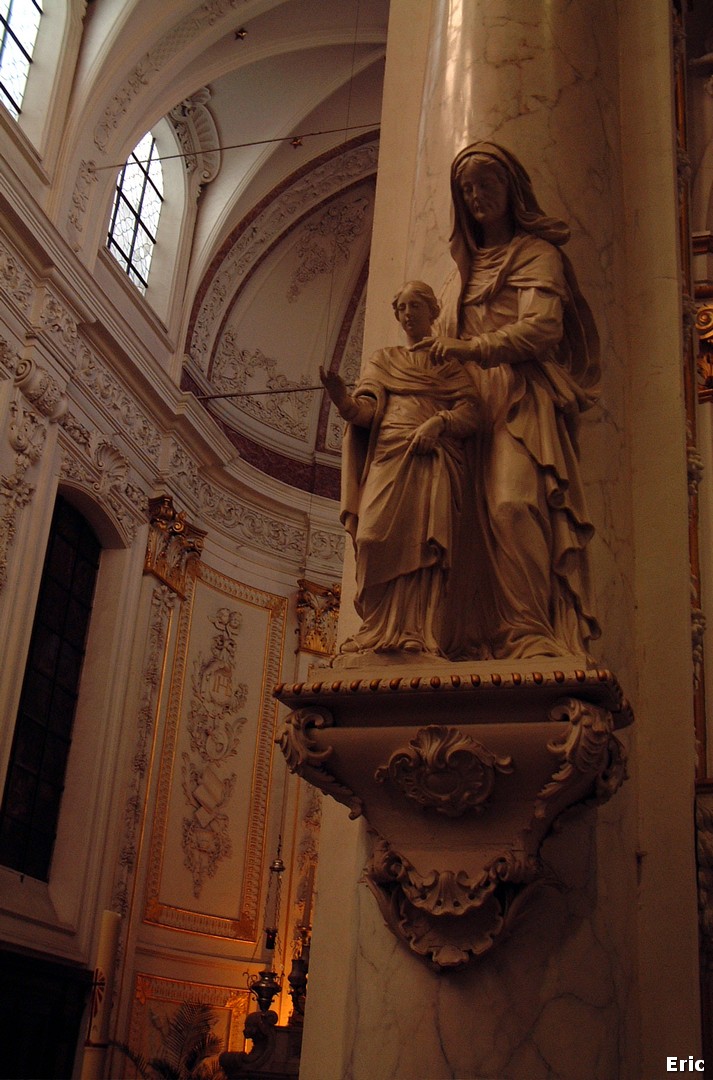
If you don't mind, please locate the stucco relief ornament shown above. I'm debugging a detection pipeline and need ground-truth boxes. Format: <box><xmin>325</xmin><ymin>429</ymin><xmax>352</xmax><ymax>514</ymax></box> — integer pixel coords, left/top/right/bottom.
<box><xmin>0</xmin><ymin>402</ymin><xmax>47</xmax><ymax>589</ymax></box>
<box><xmin>211</xmin><ymin>338</ymin><xmax>313</xmax><ymax>440</ymax></box>
<box><xmin>287</xmin><ymin>194</ymin><xmax>370</xmax><ymax>302</ymax></box>
<box><xmin>168</xmin><ymin>87</ymin><xmax>221</xmax><ymax>189</ymax></box>
<box><xmin>112</xmin><ymin>584</ymin><xmax>177</xmax><ymax>917</ymax></box>
<box><xmin>375</xmin><ymin>725</ymin><xmax>513</xmax><ymax>817</ymax></box>
<box><xmin>0</xmin><ymin>243</ymin><xmax>33</xmax><ymax>312</ymax></box>
<box><xmin>144</xmin><ymin>494</ymin><xmax>205</xmax><ymax>598</ymax></box>
<box><xmin>296</xmin><ymin>579</ymin><xmax>341</xmax><ymax>655</ymax></box>
<box><xmin>181</xmin><ymin>607</ymin><xmax>249</xmax><ymax>896</ymax></box>
<box><xmin>15</xmin><ymin>357</ymin><xmax>67</xmax><ymax>421</ymax></box>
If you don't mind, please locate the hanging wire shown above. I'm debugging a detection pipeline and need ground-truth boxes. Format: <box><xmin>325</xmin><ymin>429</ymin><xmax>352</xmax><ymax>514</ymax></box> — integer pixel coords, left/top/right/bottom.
<box><xmin>195</xmin><ymin>382</ymin><xmax>355</xmax><ymax>402</ymax></box>
<box><xmin>316</xmin><ymin>0</ymin><xmax>363</xmax><ymax>376</ymax></box>
<box><xmin>91</xmin><ymin>122</ymin><xmax>380</xmax><ymax>172</ymax></box>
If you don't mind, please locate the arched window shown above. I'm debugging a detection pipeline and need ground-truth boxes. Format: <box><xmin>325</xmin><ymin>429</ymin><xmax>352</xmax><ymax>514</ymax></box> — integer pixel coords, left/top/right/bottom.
<box><xmin>107</xmin><ymin>131</ymin><xmax>165</xmax><ymax>294</ymax></box>
<box><xmin>0</xmin><ymin>0</ymin><xmax>43</xmax><ymax>119</ymax></box>
<box><xmin>0</xmin><ymin>495</ymin><xmax>101</xmax><ymax>881</ymax></box>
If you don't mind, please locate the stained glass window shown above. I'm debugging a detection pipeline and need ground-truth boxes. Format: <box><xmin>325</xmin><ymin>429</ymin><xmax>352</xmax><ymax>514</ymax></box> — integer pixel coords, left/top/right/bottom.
<box><xmin>107</xmin><ymin>132</ymin><xmax>165</xmax><ymax>294</ymax></box>
<box><xmin>0</xmin><ymin>0</ymin><xmax>42</xmax><ymax>119</ymax></box>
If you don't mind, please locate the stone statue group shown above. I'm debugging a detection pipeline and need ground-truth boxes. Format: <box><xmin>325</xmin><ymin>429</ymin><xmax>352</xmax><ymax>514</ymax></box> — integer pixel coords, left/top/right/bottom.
<box><xmin>320</xmin><ymin>142</ymin><xmax>601</xmax><ymax>663</ymax></box>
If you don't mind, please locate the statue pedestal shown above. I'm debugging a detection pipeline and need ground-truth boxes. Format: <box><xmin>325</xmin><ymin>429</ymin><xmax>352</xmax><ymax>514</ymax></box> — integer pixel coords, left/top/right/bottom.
<box><xmin>275</xmin><ymin>659</ymin><xmax>632</xmax><ymax>970</ymax></box>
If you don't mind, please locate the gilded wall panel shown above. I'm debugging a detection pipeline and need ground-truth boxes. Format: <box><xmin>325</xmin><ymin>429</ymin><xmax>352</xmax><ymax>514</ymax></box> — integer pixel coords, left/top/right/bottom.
<box><xmin>125</xmin><ymin>972</ymin><xmax>249</xmax><ymax>1069</ymax></box>
<box><xmin>144</xmin><ymin>562</ymin><xmax>287</xmax><ymax>939</ymax></box>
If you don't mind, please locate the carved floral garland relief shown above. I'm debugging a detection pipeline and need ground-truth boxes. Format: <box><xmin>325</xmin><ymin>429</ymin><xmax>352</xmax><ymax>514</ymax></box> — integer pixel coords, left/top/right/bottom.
<box><xmin>144</xmin><ymin>562</ymin><xmax>287</xmax><ymax>940</ymax></box>
<box><xmin>181</xmin><ymin>607</ymin><xmax>249</xmax><ymax>896</ymax></box>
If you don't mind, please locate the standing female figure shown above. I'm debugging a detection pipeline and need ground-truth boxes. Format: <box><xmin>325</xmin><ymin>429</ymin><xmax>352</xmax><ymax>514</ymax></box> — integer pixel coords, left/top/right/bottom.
<box><xmin>320</xmin><ymin>281</ymin><xmax>479</xmax><ymax>657</ymax></box>
<box><xmin>421</xmin><ymin>142</ymin><xmax>601</xmax><ymax>659</ymax></box>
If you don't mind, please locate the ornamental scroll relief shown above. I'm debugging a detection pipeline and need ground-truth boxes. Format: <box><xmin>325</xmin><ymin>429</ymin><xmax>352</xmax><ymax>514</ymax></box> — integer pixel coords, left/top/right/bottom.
<box><xmin>374</xmin><ymin>725</ymin><xmax>513</xmax><ymax>818</ymax></box>
<box><xmin>182</xmin><ymin>607</ymin><xmax>249</xmax><ymax>897</ymax></box>
<box><xmin>146</xmin><ymin>565</ymin><xmax>287</xmax><ymax>940</ymax></box>
<box><xmin>145</xmin><ymin>494</ymin><xmax>205</xmax><ymax>599</ymax></box>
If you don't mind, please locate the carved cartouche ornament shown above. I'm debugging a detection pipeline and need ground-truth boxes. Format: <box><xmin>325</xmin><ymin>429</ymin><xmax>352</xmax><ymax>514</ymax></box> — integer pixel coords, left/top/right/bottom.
<box><xmin>374</xmin><ymin>725</ymin><xmax>513</xmax><ymax>818</ymax></box>
<box><xmin>275</xmin><ymin>662</ymin><xmax>632</xmax><ymax>970</ymax></box>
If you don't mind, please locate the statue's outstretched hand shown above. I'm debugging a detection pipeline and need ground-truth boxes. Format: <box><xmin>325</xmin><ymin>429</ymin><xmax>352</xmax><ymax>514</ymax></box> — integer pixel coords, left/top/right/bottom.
<box><xmin>411</xmin><ymin>337</ymin><xmax>475</xmax><ymax>365</ymax></box>
<box><xmin>319</xmin><ymin>366</ymin><xmax>352</xmax><ymax>412</ymax></box>
<box><xmin>408</xmin><ymin>415</ymin><xmax>444</xmax><ymax>455</ymax></box>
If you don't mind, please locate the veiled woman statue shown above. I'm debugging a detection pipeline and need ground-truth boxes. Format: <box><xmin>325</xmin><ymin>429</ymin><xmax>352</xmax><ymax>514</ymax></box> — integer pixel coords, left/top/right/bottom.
<box><xmin>420</xmin><ymin>141</ymin><xmax>601</xmax><ymax>660</ymax></box>
<box><xmin>320</xmin><ymin>281</ymin><xmax>479</xmax><ymax>657</ymax></box>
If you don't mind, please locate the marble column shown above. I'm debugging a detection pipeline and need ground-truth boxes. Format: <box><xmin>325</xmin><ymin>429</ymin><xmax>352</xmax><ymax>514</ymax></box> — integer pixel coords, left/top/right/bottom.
<box><xmin>298</xmin><ymin>2</ymin><xmax>702</xmax><ymax>1078</ymax></box>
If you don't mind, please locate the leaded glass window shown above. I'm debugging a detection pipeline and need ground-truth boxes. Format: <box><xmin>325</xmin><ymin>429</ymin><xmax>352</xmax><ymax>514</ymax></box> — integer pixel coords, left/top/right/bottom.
<box><xmin>107</xmin><ymin>132</ymin><xmax>165</xmax><ymax>294</ymax></box>
<box><xmin>0</xmin><ymin>0</ymin><xmax>43</xmax><ymax>119</ymax></box>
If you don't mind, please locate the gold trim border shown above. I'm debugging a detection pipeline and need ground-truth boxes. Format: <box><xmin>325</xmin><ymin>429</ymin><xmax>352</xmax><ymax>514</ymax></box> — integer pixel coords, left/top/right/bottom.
<box><xmin>143</xmin><ymin>561</ymin><xmax>288</xmax><ymax>939</ymax></box>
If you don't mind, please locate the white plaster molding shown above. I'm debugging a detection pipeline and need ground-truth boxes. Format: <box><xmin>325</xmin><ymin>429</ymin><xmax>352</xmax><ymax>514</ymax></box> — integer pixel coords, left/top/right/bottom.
<box><xmin>306</xmin><ymin>525</ymin><xmax>344</xmax><ymax>570</ymax></box>
<box><xmin>0</xmin><ymin>399</ymin><xmax>48</xmax><ymax>589</ymax></box>
<box><xmin>167</xmin><ymin>86</ymin><xmax>221</xmax><ymax>193</ymax></box>
<box><xmin>211</xmin><ymin>337</ymin><xmax>315</xmax><ymax>441</ymax></box>
<box><xmin>0</xmin><ymin>237</ymin><xmax>34</xmax><ymax>316</ymax></box>
<box><xmin>181</xmin><ymin>605</ymin><xmax>249</xmax><ymax>897</ymax></box>
<box><xmin>67</xmin><ymin>160</ymin><xmax>98</xmax><ymax>247</ymax></box>
<box><xmin>15</xmin><ymin>356</ymin><xmax>68</xmax><ymax>421</ymax></box>
<box><xmin>58</xmin><ymin>423</ymin><xmax>149</xmax><ymax>545</ymax></box>
<box><xmin>286</xmin><ymin>192</ymin><xmax>371</xmax><ymax>303</ymax></box>
<box><xmin>166</xmin><ymin>436</ymin><xmax>308</xmax><ymax>562</ymax></box>
<box><xmin>32</xmin><ymin>284</ymin><xmax>81</xmax><ymax>362</ymax></box>
<box><xmin>188</xmin><ymin>139</ymin><xmax>379</xmax><ymax>373</ymax></box>
<box><xmin>112</xmin><ymin>583</ymin><xmax>176</xmax><ymax>918</ymax></box>
<box><xmin>73</xmin><ymin>348</ymin><xmax>163</xmax><ymax>465</ymax></box>
<box><xmin>0</xmin><ymin>337</ymin><xmax>18</xmax><ymax>381</ymax></box>
<box><xmin>92</xmin><ymin>1</ymin><xmax>242</xmax><ymax>155</ymax></box>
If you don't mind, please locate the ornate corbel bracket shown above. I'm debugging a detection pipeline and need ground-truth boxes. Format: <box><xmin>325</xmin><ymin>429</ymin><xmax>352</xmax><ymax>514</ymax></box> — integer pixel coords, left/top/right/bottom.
<box><xmin>276</xmin><ymin>706</ymin><xmax>363</xmax><ymax>820</ymax></box>
<box><xmin>275</xmin><ymin>662</ymin><xmax>632</xmax><ymax>970</ymax></box>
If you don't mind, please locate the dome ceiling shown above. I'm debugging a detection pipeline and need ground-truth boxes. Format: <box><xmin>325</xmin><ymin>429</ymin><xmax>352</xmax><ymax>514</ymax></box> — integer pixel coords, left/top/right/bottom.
<box><xmin>66</xmin><ymin>0</ymin><xmax>389</xmax><ymax>499</ymax></box>
<box><xmin>165</xmin><ymin>0</ymin><xmax>389</xmax><ymax>497</ymax></box>
<box><xmin>183</xmin><ymin>134</ymin><xmax>377</xmax><ymax>497</ymax></box>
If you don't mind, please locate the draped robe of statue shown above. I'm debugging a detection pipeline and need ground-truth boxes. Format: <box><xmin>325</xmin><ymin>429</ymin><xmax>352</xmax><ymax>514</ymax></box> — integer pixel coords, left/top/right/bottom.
<box><xmin>438</xmin><ymin>142</ymin><xmax>602</xmax><ymax>660</ymax></box>
<box><xmin>340</xmin><ymin>346</ymin><xmax>479</xmax><ymax>655</ymax></box>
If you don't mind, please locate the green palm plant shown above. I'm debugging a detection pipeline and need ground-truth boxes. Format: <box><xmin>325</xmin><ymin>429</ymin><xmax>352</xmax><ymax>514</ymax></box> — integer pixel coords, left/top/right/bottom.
<box><xmin>113</xmin><ymin>1001</ymin><xmax>225</xmax><ymax>1080</ymax></box>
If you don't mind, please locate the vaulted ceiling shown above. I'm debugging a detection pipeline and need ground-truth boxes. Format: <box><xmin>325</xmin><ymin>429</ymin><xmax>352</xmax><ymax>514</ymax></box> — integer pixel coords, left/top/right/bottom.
<box><xmin>71</xmin><ymin>0</ymin><xmax>389</xmax><ymax>497</ymax></box>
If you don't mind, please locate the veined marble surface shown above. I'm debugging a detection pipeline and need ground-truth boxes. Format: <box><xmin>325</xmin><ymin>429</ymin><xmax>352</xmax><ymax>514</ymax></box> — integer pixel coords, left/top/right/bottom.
<box><xmin>301</xmin><ymin>790</ymin><xmax>635</xmax><ymax>1080</ymax></box>
<box><xmin>299</xmin><ymin>1</ymin><xmax>700</xmax><ymax>1077</ymax></box>
<box><xmin>402</xmin><ymin>0</ymin><xmax>633</xmax><ymax>691</ymax></box>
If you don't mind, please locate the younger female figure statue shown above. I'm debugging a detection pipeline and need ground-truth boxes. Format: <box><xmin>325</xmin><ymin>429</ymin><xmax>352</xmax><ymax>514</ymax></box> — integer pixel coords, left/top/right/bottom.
<box><xmin>320</xmin><ymin>281</ymin><xmax>479</xmax><ymax>657</ymax></box>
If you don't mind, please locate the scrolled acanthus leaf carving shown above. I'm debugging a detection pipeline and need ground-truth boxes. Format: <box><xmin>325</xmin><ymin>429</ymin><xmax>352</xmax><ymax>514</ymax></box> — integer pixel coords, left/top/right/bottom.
<box><xmin>374</xmin><ymin>724</ymin><xmax>513</xmax><ymax>817</ymax></box>
<box><xmin>365</xmin><ymin>832</ymin><xmax>536</xmax><ymax>969</ymax></box>
<box><xmin>534</xmin><ymin>697</ymin><xmax>627</xmax><ymax>822</ymax></box>
<box><xmin>368</xmin><ymin>833</ymin><xmax>495</xmax><ymax>915</ymax></box>
<box><xmin>277</xmin><ymin>707</ymin><xmax>363</xmax><ymax>820</ymax></box>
